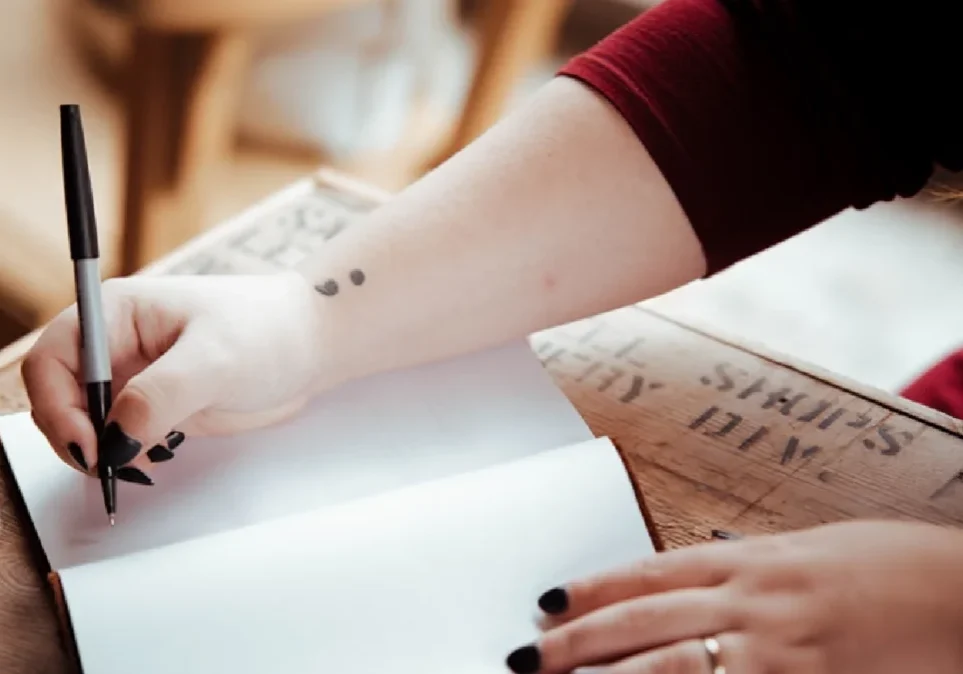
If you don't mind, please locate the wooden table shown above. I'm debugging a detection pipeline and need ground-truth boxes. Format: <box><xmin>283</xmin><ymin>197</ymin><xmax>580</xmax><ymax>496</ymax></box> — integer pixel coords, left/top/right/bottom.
<box><xmin>3</xmin><ymin>170</ymin><xmax>963</xmax><ymax>673</ymax></box>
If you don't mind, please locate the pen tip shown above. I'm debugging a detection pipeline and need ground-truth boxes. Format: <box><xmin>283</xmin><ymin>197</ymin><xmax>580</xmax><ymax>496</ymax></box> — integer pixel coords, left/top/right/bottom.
<box><xmin>109</xmin><ymin>514</ymin><xmax>115</xmax><ymax>527</ymax></box>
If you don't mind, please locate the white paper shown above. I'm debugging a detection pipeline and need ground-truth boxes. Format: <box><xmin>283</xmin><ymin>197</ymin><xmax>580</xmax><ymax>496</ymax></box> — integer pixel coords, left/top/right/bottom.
<box><xmin>0</xmin><ymin>340</ymin><xmax>591</xmax><ymax>570</ymax></box>
<box><xmin>61</xmin><ymin>437</ymin><xmax>654</xmax><ymax>674</ymax></box>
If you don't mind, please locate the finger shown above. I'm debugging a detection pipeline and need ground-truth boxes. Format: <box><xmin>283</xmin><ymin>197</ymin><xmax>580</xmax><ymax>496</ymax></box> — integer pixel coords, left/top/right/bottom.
<box><xmin>22</xmin><ymin>299</ymin><xmax>142</xmax><ymax>472</ymax></box>
<box><xmin>109</xmin><ymin>429</ymin><xmax>188</xmax><ymax>487</ymax></box>
<box><xmin>97</xmin><ymin>326</ymin><xmax>227</xmax><ymax>474</ymax></box>
<box><xmin>606</xmin><ymin>634</ymin><xmax>750</xmax><ymax>674</ymax></box>
<box><xmin>22</xmin><ymin>348</ymin><xmax>96</xmax><ymax>472</ymax></box>
<box><xmin>506</xmin><ymin>588</ymin><xmax>735</xmax><ymax>674</ymax></box>
<box><xmin>535</xmin><ymin>544</ymin><xmax>736</xmax><ymax>622</ymax></box>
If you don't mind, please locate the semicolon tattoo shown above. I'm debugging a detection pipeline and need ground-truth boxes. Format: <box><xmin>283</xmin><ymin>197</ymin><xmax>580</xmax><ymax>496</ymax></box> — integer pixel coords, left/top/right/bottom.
<box><xmin>315</xmin><ymin>279</ymin><xmax>339</xmax><ymax>296</ymax></box>
<box><xmin>315</xmin><ymin>269</ymin><xmax>366</xmax><ymax>297</ymax></box>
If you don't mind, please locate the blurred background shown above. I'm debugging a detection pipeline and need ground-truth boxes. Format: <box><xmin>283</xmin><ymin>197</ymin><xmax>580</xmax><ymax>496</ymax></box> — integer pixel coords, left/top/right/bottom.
<box><xmin>2</xmin><ymin>0</ymin><xmax>963</xmax><ymax>398</ymax></box>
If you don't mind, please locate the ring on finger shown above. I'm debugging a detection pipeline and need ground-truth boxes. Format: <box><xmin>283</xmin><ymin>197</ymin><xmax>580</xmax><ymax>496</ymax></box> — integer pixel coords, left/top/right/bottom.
<box><xmin>703</xmin><ymin>636</ymin><xmax>725</xmax><ymax>674</ymax></box>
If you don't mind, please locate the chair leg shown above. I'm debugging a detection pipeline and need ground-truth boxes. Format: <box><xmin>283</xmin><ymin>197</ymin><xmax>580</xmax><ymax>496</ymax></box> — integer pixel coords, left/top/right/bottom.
<box><xmin>120</xmin><ymin>28</ymin><xmax>251</xmax><ymax>275</ymax></box>
<box><xmin>428</xmin><ymin>0</ymin><xmax>572</xmax><ymax>168</ymax></box>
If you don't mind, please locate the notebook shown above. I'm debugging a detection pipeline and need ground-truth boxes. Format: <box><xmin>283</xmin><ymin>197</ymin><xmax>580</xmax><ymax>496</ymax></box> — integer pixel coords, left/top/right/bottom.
<box><xmin>0</xmin><ymin>339</ymin><xmax>657</xmax><ymax>674</ymax></box>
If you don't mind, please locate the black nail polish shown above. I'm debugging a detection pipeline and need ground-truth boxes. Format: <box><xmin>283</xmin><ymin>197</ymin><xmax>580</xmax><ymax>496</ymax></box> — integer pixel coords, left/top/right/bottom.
<box><xmin>116</xmin><ymin>466</ymin><xmax>153</xmax><ymax>486</ymax></box>
<box><xmin>146</xmin><ymin>445</ymin><xmax>175</xmax><ymax>463</ymax></box>
<box><xmin>165</xmin><ymin>430</ymin><xmax>185</xmax><ymax>450</ymax></box>
<box><xmin>711</xmin><ymin>529</ymin><xmax>741</xmax><ymax>541</ymax></box>
<box><xmin>537</xmin><ymin>587</ymin><xmax>568</xmax><ymax>615</ymax></box>
<box><xmin>506</xmin><ymin>645</ymin><xmax>540</xmax><ymax>674</ymax></box>
<box><xmin>67</xmin><ymin>442</ymin><xmax>87</xmax><ymax>470</ymax></box>
<box><xmin>100</xmin><ymin>422</ymin><xmax>142</xmax><ymax>468</ymax></box>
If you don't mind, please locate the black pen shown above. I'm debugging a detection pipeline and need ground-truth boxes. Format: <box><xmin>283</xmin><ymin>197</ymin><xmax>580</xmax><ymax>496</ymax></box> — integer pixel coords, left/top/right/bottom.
<box><xmin>60</xmin><ymin>104</ymin><xmax>116</xmax><ymax>526</ymax></box>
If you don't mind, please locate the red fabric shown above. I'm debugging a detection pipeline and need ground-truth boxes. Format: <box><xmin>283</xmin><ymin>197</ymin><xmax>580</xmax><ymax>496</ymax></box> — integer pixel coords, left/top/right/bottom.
<box><xmin>558</xmin><ymin>0</ymin><xmax>963</xmax><ymax>274</ymax></box>
<box><xmin>556</xmin><ymin>0</ymin><xmax>963</xmax><ymax>418</ymax></box>
<box><xmin>901</xmin><ymin>351</ymin><xmax>963</xmax><ymax>419</ymax></box>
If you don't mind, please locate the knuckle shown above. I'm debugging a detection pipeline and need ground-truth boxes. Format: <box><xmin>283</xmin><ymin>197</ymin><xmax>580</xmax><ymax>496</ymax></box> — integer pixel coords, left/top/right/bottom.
<box><xmin>644</xmin><ymin>644</ymin><xmax>697</xmax><ymax>674</ymax></box>
<box><xmin>718</xmin><ymin>588</ymin><xmax>752</xmax><ymax>631</ymax></box>
<box><xmin>627</xmin><ymin>557</ymin><xmax>670</xmax><ymax>587</ymax></box>
<box><xmin>745</xmin><ymin>534</ymin><xmax>796</xmax><ymax>559</ymax></box>
<box><xmin>138</xmin><ymin>371</ymin><xmax>187</xmax><ymax>410</ymax></box>
<box><xmin>118</xmin><ymin>380</ymin><xmax>156</xmax><ymax>422</ymax></box>
<box><xmin>622</xmin><ymin>598</ymin><xmax>665</xmax><ymax>633</ymax></box>
<box><xmin>594</xmin><ymin>557</ymin><xmax>670</xmax><ymax>601</ymax></box>
<box><xmin>547</xmin><ymin>623</ymin><xmax>592</xmax><ymax>664</ymax></box>
<box><xmin>20</xmin><ymin>352</ymin><xmax>41</xmax><ymax>387</ymax></box>
<box><xmin>121</xmin><ymin>376</ymin><xmax>182</xmax><ymax>434</ymax></box>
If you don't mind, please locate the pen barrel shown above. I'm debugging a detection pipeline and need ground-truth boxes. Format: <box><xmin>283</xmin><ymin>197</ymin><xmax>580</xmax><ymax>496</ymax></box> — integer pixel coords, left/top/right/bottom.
<box><xmin>86</xmin><ymin>381</ymin><xmax>112</xmax><ymax>438</ymax></box>
<box><xmin>60</xmin><ymin>105</ymin><xmax>100</xmax><ymax>260</ymax></box>
<box><xmin>74</xmin><ymin>259</ymin><xmax>112</xmax><ymax>385</ymax></box>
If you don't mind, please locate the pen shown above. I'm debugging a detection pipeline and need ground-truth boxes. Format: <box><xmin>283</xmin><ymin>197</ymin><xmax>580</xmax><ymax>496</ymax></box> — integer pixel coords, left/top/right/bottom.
<box><xmin>60</xmin><ymin>104</ymin><xmax>116</xmax><ymax>526</ymax></box>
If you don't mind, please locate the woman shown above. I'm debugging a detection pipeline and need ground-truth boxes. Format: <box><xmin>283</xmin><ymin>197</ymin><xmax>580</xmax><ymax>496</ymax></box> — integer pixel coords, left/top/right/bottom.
<box><xmin>23</xmin><ymin>0</ymin><xmax>963</xmax><ymax>671</ymax></box>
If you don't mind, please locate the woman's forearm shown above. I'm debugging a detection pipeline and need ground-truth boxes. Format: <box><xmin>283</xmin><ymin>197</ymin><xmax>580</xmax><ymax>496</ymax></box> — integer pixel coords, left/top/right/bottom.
<box><xmin>295</xmin><ymin>77</ymin><xmax>706</xmax><ymax>388</ymax></box>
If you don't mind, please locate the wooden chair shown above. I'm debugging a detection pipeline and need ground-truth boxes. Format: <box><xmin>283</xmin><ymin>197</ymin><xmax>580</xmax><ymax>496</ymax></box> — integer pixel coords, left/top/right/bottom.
<box><xmin>427</xmin><ymin>0</ymin><xmax>572</xmax><ymax>168</ymax></box>
<box><xmin>88</xmin><ymin>0</ymin><xmax>572</xmax><ymax>275</ymax></box>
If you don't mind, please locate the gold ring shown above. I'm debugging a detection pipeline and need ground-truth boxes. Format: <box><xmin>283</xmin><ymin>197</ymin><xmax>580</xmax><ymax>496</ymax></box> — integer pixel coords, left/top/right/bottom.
<box><xmin>702</xmin><ymin>636</ymin><xmax>725</xmax><ymax>674</ymax></box>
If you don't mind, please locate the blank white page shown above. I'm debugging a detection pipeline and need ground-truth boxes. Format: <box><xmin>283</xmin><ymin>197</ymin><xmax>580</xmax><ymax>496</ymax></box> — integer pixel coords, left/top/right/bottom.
<box><xmin>0</xmin><ymin>340</ymin><xmax>591</xmax><ymax>570</ymax></box>
<box><xmin>61</xmin><ymin>437</ymin><xmax>654</xmax><ymax>674</ymax></box>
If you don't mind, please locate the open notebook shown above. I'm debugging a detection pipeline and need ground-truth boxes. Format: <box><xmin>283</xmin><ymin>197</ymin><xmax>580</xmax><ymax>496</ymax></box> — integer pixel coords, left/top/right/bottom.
<box><xmin>0</xmin><ymin>339</ymin><xmax>656</xmax><ymax>674</ymax></box>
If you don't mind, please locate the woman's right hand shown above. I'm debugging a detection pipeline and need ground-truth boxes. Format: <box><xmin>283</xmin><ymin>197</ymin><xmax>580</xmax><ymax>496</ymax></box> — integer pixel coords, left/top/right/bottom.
<box><xmin>22</xmin><ymin>271</ymin><xmax>327</xmax><ymax>484</ymax></box>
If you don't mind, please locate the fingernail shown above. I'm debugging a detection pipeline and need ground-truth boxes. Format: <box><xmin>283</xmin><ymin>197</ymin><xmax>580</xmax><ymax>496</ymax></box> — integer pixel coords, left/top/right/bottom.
<box><xmin>506</xmin><ymin>645</ymin><xmax>540</xmax><ymax>674</ymax></box>
<box><xmin>146</xmin><ymin>445</ymin><xmax>175</xmax><ymax>463</ymax></box>
<box><xmin>116</xmin><ymin>466</ymin><xmax>153</xmax><ymax>486</ymax></box>
<box><xmin>711</xmin><ymin>529</ymin><xmax>741</xmax><ymax>540</ymax></box>
<box><xmin>67</xmin><ymin>442</ymin><xmax>88</xmax><ymax>470</ymax></box>
<box><xmin>100</xmin><ymin>422</ymin><xmax>142</xmax><ymax>468</ymax></box>
<box><xmin>537</xmin><ymin>587</ymin><xmax>568</xmax><ymax>615</ymax></box>
<box><xmin>165</xmin><ymin>430</ymin><xmax>185</xmax><ymax>450</ymax></box>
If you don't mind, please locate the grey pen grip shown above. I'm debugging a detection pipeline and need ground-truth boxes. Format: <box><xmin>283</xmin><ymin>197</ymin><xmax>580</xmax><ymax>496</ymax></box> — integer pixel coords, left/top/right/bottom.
<box><xmin>74</xmin><ymin>259</ymin><xmax>112</xmax><ymax>383</ymax></box>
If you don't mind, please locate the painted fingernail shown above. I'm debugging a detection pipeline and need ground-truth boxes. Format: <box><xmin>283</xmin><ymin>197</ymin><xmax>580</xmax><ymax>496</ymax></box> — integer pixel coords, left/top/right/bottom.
<box><xmin>146</xmin><ymin>445</ymin><xmax>175</xmax><ymax>463</ymax></box>
<box><xmin>537</xmin><ymin>587</ymin><xmax>568</xmax><ymax>615</ymax></box>
<box><xmin>67</xmin><ymin>442</ymin><xmax>88</xmax><ymax>470</ymax></box>
<box><xmin>116</xmin><ymin>466</ymin><xmax>153</xmax><ymax>486</ymax></box>
<box><xmin>711</xmin><ymin>529</ymin><xmax>742</xmax><ymax>540</ymax></box>
<box><xmin>506</xmin><ymin>645</ymin><xmax>540</xmax><ymax>674</ymax></box>
<box><xmin>165</xmin><ymin>430</ymin><xmax>185</xmax><ymax>450</ymax></box>
<box><xmin>100</xmin><ymin>422</ymin><xmax>142</xmax><ymax>468</ymax></box>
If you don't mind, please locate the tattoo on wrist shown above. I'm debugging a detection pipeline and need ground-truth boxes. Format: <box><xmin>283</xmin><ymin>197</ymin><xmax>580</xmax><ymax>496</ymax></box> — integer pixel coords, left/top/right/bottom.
<box><xmin>315</xmin><ymin>269</ymin><xmax>366</xmax><ymax>297</ymax></box>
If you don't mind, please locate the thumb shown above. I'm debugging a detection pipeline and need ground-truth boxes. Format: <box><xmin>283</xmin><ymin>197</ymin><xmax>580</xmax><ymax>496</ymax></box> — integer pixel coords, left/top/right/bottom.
<box><xmin>98</xmin><ymin>329</ymin><xmax>226</xmax><ymax>470</ymax></box>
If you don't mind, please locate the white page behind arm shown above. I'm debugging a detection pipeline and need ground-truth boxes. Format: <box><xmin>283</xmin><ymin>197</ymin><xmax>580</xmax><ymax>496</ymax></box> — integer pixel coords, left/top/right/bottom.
<box><xmin>60</xmin><ymin>437</ymin><xmax>654</xmax><ymax>674</ymax></box>
<box><xmin>0</xmin><ymin>341</ymin><xmax>592</xmax><ymax>570</ymax></box>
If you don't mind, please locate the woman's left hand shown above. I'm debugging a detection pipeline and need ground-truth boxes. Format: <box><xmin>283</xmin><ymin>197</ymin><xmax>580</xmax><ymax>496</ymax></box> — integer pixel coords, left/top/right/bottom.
<box><xmin>505</xmin><ymin>520</ymin><xmax>963</xmax><ymax>674</ymax></box>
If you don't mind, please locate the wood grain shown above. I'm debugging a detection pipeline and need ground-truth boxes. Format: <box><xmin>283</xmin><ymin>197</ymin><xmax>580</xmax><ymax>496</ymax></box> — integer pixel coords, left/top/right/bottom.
<box><xmin>1</xmin><ymin>169</ymin><xmax>963</xmax><ymax>672</ymax></box>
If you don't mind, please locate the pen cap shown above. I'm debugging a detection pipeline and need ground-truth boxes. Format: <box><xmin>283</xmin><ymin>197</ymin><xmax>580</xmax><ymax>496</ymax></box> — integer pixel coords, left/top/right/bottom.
<box><xmin>60</xmin><ymin>104</ymin><xmax>99</xmax><ymax>260</ymax></box>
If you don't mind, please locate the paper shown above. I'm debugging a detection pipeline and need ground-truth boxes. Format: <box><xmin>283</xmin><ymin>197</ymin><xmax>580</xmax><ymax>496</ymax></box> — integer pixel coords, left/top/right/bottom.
<box><xmin>61</xmin><ymin>437</ymin><xmax>654</xmax><ymax>674</ymax></box>
<box><xmin>0</xmin><ymin>340</ymin><xmax>591</xmax><ymax>570</ymax></box>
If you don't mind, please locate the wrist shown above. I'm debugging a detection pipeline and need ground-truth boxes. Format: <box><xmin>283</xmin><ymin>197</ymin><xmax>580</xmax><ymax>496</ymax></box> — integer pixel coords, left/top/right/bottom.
<box><xmin>277</xmin><ymin>269</ymin><xmax>364</xmax><ymax>396</ymax></box>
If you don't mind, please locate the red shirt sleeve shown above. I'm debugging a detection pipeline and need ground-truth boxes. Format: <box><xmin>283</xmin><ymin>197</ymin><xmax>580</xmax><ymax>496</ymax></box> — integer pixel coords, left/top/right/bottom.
<box><xmin>558</xmin><ymin>0</ymin><xmax>963</xmax><ymax>274</ymax></box>
<box><xmin>901</xmin><ymin>349</ymin><xmax>963</xmax><ymax>419</ymax></box>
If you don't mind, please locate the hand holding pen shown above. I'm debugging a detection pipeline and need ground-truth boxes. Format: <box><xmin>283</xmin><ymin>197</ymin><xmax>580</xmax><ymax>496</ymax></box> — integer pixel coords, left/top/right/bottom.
<box><xmin>18</xmin><ymin>104</ymin><xmax>321</xmax><ymax>519</ymax></box>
